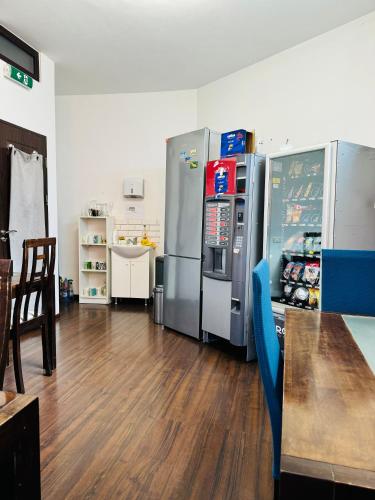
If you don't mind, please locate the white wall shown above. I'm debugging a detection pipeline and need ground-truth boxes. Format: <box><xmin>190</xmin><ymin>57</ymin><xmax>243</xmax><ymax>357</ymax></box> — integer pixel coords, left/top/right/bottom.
<box><xmin>56</xmin><ymin>11</ymin><xmax>375</xmax><ymax>291</ymax></box>
<box><xmin>197</xmin><ymin>12</ymin><xmax>375</xmax><ymax>153</ymax></box>
<box><xmin>0</xmin><ymin>53</ymin><xmax>59</xmax><ymax>310</ymax></box>
<box><xmin>56</xmin><ymin>90</ymin><xmax>197</xmax><ymax>290</ymax></box>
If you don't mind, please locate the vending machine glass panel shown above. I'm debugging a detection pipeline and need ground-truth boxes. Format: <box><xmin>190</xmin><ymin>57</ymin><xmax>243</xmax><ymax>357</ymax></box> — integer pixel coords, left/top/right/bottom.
<box><xmin>267</xmin><ymin>149</ymin><xmax>324</xmax><ymax>310</ymax></box>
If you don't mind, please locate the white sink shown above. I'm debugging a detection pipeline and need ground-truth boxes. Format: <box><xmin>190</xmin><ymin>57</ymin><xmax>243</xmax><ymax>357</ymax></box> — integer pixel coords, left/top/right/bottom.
<box><xmin>110</xmin><ymin>244</ymin><xmax>151</xmax><ymax>258</ymax></box>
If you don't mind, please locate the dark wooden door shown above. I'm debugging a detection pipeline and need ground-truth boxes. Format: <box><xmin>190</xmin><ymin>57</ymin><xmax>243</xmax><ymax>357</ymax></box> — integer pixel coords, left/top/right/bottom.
<box><xmin>0</xmin><ymin>119</ymin><xmax>48</xmax><ymax>258</ymax></box>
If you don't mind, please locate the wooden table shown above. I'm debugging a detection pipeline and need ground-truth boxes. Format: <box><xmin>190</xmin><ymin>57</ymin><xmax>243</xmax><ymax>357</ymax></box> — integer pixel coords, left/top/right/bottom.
<box><xmin>280</xmin><ymin>310</ymin><xmax>375</xmax><ymax>500</ymax></box>
<box><xmin>0</xmin><ymin>391</ymin><xmax>40</xmax><ymax>498</ymax></box>
<box><xmin>11</xmin><ymin>273</ymin><xmax>56</xmax><ymax>370</ymax></box>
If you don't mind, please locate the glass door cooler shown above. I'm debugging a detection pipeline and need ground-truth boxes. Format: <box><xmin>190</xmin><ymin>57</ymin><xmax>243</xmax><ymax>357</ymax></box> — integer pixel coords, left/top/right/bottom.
<box><xmin>264</xmin><ymin>140</ymin><xmax>375</xmax><ymax>320</ymax></box>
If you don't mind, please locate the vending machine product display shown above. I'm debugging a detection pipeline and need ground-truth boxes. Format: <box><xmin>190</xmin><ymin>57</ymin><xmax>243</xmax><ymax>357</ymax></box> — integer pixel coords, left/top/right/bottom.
<box><xmin>202</xmin><ymin>154</ymin><xmax>265</xmax><ymax>360</ymax></box>
<box><xmin>264</xmin><ymin>141</ymin><xmax>375</xmax><ymax>327</ymax></box>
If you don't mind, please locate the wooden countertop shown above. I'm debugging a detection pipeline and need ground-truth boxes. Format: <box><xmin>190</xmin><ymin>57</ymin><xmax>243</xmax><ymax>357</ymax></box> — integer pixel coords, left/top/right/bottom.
<box><xmin>0</xmin><ymin>391</ymin><xmax>37</xmax><ymax>425</ymax></box>
<box><xmin>282</xmin><ymin>309</ymin><xmax>375</xmax><ymax>491</ymax></box>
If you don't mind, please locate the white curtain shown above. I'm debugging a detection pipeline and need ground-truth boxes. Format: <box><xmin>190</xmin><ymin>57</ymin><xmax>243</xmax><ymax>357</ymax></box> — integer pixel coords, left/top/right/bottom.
<box><xmin>9</xmin><ymin>146</ymin><xmax>45</xmax><ymax>273</ymax></box>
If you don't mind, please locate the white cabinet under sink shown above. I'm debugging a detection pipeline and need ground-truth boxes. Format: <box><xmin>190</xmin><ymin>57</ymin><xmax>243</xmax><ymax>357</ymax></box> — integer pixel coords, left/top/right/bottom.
<box><xmin>111</xmin><ymin>248</ymin><xmax>154</xmax><ymax>302</ymax></box>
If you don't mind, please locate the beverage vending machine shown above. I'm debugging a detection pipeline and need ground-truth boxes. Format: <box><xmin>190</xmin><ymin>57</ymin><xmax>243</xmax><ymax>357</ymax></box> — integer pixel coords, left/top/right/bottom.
<box><xmin>202</xmin><ymin>154</ymin><xmax>265</xmax><ymax>360</ymax></box>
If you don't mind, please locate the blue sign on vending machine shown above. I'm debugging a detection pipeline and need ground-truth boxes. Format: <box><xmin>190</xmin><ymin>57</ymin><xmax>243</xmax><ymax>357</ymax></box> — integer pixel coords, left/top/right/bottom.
<box><xmin>214</xmin><ymin>168</ymin><xmax>228</xmax><ymax>194</ymax></box>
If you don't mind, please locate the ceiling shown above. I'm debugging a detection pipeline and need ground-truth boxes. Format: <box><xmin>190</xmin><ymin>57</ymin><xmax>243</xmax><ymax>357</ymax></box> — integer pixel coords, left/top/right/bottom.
<box><xmin>1</xmin><ymin>0</ymin><xmax>375</xmax><ymax>95</ymax></box>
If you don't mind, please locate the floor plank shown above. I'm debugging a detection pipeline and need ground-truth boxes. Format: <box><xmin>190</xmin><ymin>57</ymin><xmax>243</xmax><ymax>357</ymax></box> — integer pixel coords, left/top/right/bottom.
<box><xmin>4</xmin><ymin>301</ymin><xmax>273</xmax><ymax>499</ymax></box>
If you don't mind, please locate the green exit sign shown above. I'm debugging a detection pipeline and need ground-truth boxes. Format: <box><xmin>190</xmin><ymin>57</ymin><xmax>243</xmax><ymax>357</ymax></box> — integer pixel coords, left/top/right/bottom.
<box><xmin>3</xmin><ymin>63</ymin><xmax>33</xmax><ymax>89</ymax></box>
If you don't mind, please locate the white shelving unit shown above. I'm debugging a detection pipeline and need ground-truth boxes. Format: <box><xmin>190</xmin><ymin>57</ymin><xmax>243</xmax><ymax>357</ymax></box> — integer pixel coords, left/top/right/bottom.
<box><xmin>79</xmin><ymin>216</ymin><xmax>114</xmax><ymax>304</ymax></box>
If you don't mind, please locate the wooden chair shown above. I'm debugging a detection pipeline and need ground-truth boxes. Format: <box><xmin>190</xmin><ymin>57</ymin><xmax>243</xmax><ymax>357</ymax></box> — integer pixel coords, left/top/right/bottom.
<box><xmin>11</xmin><ymin>238</ymin><xmax>56</xmax><ymax>393</ymax></box>
<box><xmin>0</xmin><ymin>260</ymin><xmax>12</xmax><ymax>390</ymax></box>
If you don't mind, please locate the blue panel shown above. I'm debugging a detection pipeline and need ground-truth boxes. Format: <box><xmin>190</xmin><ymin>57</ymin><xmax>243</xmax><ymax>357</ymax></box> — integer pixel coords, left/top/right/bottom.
<box><xmin>321</xmin><ymin>249</ymin><xmax>375</xmax><ymax>316</ymax></box>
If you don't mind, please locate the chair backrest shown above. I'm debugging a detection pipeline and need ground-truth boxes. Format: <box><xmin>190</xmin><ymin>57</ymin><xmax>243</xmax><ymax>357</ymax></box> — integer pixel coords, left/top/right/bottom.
<box><xmin>14</xmin><ymin>238</ymin><xmax>56</xmax><ymax>323</ymax></box>
<box><xmin>252</xmin><ymin>259</ymin><xmax>283</xmax><ymax>479</ymax></box>
<box><xmin>322</xmin><ymin>249</ymin><xmax>375</xmax><ymax>316</ymax></box>
<box><xmin>0</xmin><ymin>260</ymin><xmax>12</xmax><ymax>388</ymax></box>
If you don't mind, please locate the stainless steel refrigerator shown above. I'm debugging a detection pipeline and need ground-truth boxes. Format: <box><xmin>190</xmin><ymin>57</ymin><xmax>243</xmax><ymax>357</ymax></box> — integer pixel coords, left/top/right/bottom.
<box><xmin>163</xmin><ymin>128</ymin><xmax>220</xmax><ymax>338</ymax></box>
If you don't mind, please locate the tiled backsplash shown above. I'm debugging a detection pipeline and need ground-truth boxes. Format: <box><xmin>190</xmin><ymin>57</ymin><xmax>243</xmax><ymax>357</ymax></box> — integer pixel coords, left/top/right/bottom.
<box><xmin>113</xmin><ymin>218</ymin><xmax>160</xmax><ymax>245</ymax></box>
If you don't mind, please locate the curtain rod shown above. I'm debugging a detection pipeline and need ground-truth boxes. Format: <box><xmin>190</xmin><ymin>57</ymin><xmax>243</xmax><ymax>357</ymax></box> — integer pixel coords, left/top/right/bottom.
<box><xmin>8</xmin><ymin>144</ymin><xmax>39</xmax><ymax>155</ymax></box>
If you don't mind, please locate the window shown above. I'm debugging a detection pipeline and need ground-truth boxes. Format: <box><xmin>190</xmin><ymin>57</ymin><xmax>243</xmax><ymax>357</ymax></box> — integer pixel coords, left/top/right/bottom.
<box><xmin>0</xmin><ymin>25</ymin><xmax>39</xmax><ymax>81</ymax></box>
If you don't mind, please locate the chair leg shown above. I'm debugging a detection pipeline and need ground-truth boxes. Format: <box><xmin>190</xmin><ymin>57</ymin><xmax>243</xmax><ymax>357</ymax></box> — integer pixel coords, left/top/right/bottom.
<box><xmin>12</xmin><ymin>332</ymin><xmax>25</xmax><ymax>394</ymax></box>
<box><xmin>41</xmin><ymin>323</ymin><xmax>52</xmax><ymax>376</ymax></box>
<box><xmin>0</xmin><ymin>343</ymin><xmax>8</xmax><ymax>391</ymax></box>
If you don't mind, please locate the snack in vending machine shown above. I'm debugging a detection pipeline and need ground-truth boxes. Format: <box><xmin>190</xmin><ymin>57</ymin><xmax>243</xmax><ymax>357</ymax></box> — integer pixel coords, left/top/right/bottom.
<box><xmin>283</xmin><ymin>284</ymin><xmax>294</xmax><ymax>301</ymax></box>
<box><xmin>294</xmin><ymin>184</ymin><xmax>304</xmax><ymax>199</ymax></box>
<box><xmin>285</xmin><ymin>204</ymin><xmax>293</xmax><ymax>223</ymax></box>
<box><xmin>292</xmin><ymin>286</ymin><xmax>309</xmax><ymax>304</ymax></box>
<box><xmin>290</xmin><ymin>262</ymin><xmax>305</xmax><ymax>282</ymax></box>
<box><xmin>289</xmin><ymin>160</ymin><xmax>303</xmax><ymax>177</ymax></box>
<box><xmin>283</xmin><ymin>262</ymin><xmax>294</xmax><ymax>280</ymax></box>
<box><xmin>287</xmin><ymin>185</ymin><xmax>294</xmax><ymax>199</ymax></box>
<box><xmin>283</xmin><ymin>234</ymin><xmax>304</xmax><ymax>253</ymax></box>
<box><xmin>303</xmin><ymin>182</ymin><xmax>313</xmax><ymax>198</ymax></box>
<box><xmin>313</xmin><ymin>235</ymin><xmax>322</xmax><ymax>252</ymax></box>
<box><xmin>304</xmin><ymin>162</ymin><xmax>321</xmax><ymax>176</ymax></box>
<box><xmin>304</xmin><ymin>236</ymin><xmax>315</xmax><ymax>254</ymax></box>
<box><xmin>308</xmin><ymin>288</ymin><xmax>320</xmax><ymax>308</ymax></box>
<box><xmin>303</xmin><ymin>262</ymin><xmax>320</xmax><ymax>286</ymax></box>
<box><xmin>311</xmin><ymin>182</ymin><xmax>323</xmax><ymax>198</ymax></box>
<box><xmin>310</xmin><ymin>212</ymin><xmax>322</xmax><ymax>225</ymax></box>
<box><xmin>292</xmin><ymin>204</ymin><xmax>303</xmax><ymax>223</ymax></box>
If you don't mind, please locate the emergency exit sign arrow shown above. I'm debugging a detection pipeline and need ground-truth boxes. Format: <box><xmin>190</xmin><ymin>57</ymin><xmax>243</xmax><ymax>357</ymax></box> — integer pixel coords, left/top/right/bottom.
<box><xmin>3</xmin><ymin>63</ymin><xmax>33</xmax><ymax>89</ymax></box>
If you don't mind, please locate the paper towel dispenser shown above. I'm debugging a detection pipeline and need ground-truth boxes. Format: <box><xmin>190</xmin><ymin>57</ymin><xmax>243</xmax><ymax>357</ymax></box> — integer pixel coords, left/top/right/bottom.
<box><xmin>123</xmin><ymin>177</ymin><xmax>144</xmax><ymax>198</ymax></box>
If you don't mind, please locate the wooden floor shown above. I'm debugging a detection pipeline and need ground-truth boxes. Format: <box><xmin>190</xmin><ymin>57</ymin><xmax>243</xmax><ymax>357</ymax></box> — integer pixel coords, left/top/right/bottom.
<box><xmin>4</xmin><ymin>301</ymin><xmax>273</xmax><ymax>500</ymax></box>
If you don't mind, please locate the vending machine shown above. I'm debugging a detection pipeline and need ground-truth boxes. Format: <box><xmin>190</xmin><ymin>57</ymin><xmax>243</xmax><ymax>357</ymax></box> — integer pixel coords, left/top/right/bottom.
<box><xmin>201</xmin><ymin>154</ymin><xmax>265</xmax><ymax>360</ymax></box>
<box><xmin>263</xmin><ymin>141</ymin><xmax>375</xmax><ymax>335</ymax></box>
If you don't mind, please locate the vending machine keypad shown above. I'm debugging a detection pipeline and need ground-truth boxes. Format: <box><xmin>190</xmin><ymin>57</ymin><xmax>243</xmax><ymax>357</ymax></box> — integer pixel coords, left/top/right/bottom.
<box><xmin>205</xmin><ymin>201</ymin><xmax>232</xmax><ymax>248</ymax></box>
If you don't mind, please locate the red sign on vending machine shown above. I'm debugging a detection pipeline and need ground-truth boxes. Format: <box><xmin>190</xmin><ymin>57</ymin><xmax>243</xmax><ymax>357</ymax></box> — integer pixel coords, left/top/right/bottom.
<box><xmin>206</xmin><ymin>158</ymin><xmax>236</xmax><ymax>197</ymax></box>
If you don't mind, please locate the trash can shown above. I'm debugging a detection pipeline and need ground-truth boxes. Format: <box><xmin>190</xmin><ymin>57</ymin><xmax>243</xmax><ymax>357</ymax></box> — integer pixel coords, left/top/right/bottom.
<box><xmin>153</xmin><ymin>285</ymin><xmax>164</xmax><ymax>325</ymax></box>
